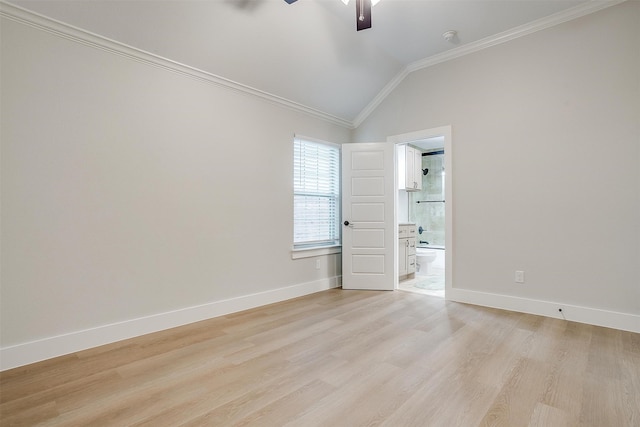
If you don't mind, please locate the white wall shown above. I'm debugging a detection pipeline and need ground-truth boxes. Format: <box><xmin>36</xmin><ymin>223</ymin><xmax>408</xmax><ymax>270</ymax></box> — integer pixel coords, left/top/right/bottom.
<box><xmin>1</xmin><ymin>11</ymin><xmax>349</xmax><ymax>368</ymax></box>
<box><xmin>355</xmin><ymin>2</ymin><xmax>640</xmax><ymax>327</ymax></box>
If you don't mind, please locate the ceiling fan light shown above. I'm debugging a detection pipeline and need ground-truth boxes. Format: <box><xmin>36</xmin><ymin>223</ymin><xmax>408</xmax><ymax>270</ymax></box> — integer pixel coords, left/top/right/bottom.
<box><xmin>342</xmin><ymin>0</ymin><xmax>380</xmax><ymax>5</ymax></box>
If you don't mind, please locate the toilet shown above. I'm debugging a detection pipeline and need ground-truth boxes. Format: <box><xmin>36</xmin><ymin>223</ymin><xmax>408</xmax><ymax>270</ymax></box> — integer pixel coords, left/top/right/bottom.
<box><xmin>416</xmin><ymin>248</ymin><xmax>438</xmax><ymax>276</ymax></box>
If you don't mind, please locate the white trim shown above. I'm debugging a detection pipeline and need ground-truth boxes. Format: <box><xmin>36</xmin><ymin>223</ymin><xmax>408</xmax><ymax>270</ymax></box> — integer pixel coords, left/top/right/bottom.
<box><xmin>0</xmin><ymin>276</ymin><xmax>342</xmax><ymax>371</ymax></box>
<box><xmin>291</xmin><ymin>245</ymin><xmax>342</xmax><ymax>259</ymax></box>
<box><xmin>353</xmin><ymin>0</ymin><xmax>626</xmax><ymax>128</ymax></box>
<box><xmin>447</xmin><ymin>288</ymin><xmax>640</xmax><ymax>334</ymax></box>
<box><xmin>0</xmin><ymin>1</ymin><xmax>352</xmax><ymax>129</ymax></box>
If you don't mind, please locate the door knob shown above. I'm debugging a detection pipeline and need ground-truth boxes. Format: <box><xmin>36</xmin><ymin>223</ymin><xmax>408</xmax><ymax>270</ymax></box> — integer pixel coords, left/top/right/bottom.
<box><xmin>343</xmin><ymin>221</ymin><xmax>350</xmax><ymax>226</ymax></box>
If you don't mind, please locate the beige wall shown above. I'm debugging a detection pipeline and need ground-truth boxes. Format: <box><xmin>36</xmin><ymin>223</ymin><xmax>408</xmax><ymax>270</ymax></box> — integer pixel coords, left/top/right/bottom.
<box><xmin>1</xmin><ymin>15</ymin><xmax>348</xmax><ymax>356</ymax></box>
<box><xmin>3</xmin><ymin>1</ymin><xmax>638</xmax><ymax>368</ymax></box>
<box><xmin>355</xmin><ymin>2</ymin><xmax>640</xmax><ymax>317</ymax></box>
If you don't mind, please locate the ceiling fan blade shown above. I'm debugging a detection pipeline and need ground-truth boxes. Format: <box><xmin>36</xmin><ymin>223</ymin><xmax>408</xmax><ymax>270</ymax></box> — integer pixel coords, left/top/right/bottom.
<box><xmin>356</xmin><ymin>0</ymin><xmax>372</xmax><ymax>31</ymax></box>
<box><xmin>284</xmin><ymin>0</ymin><xmax>298</xmax><ymax>4</ymax></box>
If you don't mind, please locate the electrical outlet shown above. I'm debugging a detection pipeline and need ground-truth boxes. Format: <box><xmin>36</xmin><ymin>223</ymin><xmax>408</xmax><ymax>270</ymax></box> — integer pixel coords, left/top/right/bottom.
<box><xmin>315</xmin><ymin>259</ymin><xmax>321</xmax><ymax>270</ymax></box>
<box><xmin>515</xmin><ymin>270</ymin><xmax>525</xmax><ymax>283</ymax></box>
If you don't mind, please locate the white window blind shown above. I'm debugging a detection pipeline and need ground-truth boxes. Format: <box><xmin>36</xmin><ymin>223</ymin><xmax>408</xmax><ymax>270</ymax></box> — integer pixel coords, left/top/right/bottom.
<box><xmin>293</xmin><ymin>137</ymin><xmax>340</xmax><ymax>248</ymax></box>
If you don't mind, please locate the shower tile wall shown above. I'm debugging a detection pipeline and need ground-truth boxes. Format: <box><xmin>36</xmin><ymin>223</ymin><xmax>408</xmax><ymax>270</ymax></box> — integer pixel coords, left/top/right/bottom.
<box><xmin>409</xmin><ymin>154</ymin><xmax>445</xmax><ymax>246</ymax></box>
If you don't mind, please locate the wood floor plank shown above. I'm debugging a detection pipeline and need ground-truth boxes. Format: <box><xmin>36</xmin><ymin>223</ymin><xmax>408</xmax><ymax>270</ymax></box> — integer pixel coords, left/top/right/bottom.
<box><xmin>1</xmin><ymin>289</ymin><xmax>638</xmax><ymax>427</ymax></box>
<box><xmin>537</xmin><ymin>322</ymin><xmax>591</xmax><ymax>426</ymax></box>
<box><xmin>528</xmin><ymin>402</ymin><xmax>569</xmax><ymax>427</ymax></box>
<box><xmin>281</xmin><ymin>361</ymin><xmax>402</xmax><ymax>427</ymax></box>
<box><xmin>231</xmin><ymin>379</ymin><xmax>337</xmax><ymax>426</ymax></box>
<box><xmin>175</xmin><ymin>354</ymin><xmax>346</xmax><ymax>426</ymax></box>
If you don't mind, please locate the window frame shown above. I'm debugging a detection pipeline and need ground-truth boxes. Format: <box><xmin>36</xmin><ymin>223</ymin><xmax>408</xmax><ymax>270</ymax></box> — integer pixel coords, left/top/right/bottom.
<box><xmin>292</xmin><ymin>135</ymin><xmax>341</xmax><ymax>257</ymax></box>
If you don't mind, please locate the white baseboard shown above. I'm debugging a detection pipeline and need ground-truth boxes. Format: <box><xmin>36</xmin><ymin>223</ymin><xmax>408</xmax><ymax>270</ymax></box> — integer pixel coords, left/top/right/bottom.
<box><xmin>0</xmin><ymin>276</ymin><xmax>342</xmax><ymax>371</ymax></box>
<box><xmin>447</xmin><ymin>288</ymin><xmax>640</xmax><ymax>334</ymax></box>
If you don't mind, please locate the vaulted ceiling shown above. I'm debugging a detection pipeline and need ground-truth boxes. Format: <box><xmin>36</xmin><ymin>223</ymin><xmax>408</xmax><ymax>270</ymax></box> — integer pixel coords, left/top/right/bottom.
<box><xmin>12</xmin><ymin>0</ymin><xmax>595</xmax><ymax>125</ymax></box>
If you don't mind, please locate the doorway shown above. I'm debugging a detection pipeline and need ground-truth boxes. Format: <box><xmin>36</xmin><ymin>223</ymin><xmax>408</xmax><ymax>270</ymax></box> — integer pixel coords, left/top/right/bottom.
<box><xmin>388</xmin><ymin>126</ymin><xmax>452</xmax><ymax>298</ymax></box>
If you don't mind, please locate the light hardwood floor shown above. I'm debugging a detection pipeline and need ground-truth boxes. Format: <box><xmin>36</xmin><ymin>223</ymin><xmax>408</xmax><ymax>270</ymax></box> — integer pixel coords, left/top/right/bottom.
<box><xmin>1</xmin><ymin>289</ymin><xmax>639</xmax><ymax>426</ymax></box>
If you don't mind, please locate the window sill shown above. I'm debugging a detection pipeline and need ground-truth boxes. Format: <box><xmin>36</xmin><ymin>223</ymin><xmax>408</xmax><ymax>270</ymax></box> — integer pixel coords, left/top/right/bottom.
<box><xmin>291</xmin><ymin>245</ymin><xmax>342</xmax><ymax>259</ymax></box>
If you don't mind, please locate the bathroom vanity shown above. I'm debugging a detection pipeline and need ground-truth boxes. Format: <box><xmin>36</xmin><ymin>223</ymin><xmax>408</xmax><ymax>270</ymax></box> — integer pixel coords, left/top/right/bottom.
<box><xmin>399</xmin><ymin>223</ymin><xmax>417</xmax><ymax>280</ymax></box>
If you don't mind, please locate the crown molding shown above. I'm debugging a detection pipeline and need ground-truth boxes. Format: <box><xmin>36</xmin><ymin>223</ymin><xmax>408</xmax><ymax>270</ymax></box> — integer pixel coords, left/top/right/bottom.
<box><xmin>353</xmin><ymin>0</ymin><xmax>627</xmax><ymax>128</ymax></box>
<box><xmin>407</xmin><ymin>0</ymin><xmax>627</xmax><ymax>74</ymax></box>
<box><xmin>0</xmin><ymin>1</ymin><xmax>353</xmax><ymax>129</ymax></box>
<box><xmin>1</xmin><ymin>0</ymin><xmax>626</xmax><ymax>130</ymax></box>
<box><xmin>352</xmin><ymin>67</ymin><xmax>410</xmax><ymax>129</ymax></box>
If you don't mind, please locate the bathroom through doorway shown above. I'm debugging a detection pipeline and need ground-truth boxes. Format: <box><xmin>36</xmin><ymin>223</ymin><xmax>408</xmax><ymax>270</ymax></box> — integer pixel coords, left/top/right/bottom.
<box><xmin>388</xmin><ymin>127</ymin><xmax>452</xmax><ymax>298</ymax></box>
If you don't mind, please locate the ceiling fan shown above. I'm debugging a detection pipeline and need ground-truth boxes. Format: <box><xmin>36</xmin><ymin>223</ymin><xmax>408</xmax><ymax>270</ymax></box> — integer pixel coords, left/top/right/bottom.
<box><xmin>284</xmin><ymin>0</ymin><xmax>373</xmax><ymax>31</ymax></box>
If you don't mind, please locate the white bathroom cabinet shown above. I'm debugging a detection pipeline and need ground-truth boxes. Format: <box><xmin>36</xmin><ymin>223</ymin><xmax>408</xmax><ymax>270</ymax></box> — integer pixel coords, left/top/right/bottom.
<box><xmin>399</xmin><ymin>224</ymin><xmax>416</xmax><ymax>279</ymax></box>
<box><xmin>397</xmin><ymin>145</ymin><xmax>423</xmax><ymax>191</ymax></box>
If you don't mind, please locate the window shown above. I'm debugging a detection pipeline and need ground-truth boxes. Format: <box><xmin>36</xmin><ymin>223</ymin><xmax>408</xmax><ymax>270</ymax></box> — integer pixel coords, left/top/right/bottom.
<box><xmin>293</xmin><ymin>136</ymin><xmax>340</xmax><ymax>249</ymax></box>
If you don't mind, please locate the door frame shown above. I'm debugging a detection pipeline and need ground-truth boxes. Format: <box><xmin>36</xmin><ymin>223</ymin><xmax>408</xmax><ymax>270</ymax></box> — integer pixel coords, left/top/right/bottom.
<box><xmin>387</xmin><ymin>126</ymin><xmax>452</xmax><ymax>296</ymax></box>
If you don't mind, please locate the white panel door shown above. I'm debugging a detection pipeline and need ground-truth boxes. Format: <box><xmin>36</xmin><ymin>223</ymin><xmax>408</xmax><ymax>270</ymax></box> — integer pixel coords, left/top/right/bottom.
<box><xmin>342</xmin><ymin>143</ymin><xmax>395</xmax><ymax>290</ymax></box>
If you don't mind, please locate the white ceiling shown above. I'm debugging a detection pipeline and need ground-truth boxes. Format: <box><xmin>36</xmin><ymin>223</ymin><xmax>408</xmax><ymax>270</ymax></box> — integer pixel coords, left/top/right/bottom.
<box><xmin>12</xmin><ymin>0</ymin><xmax>591</xmax><ymax>124</ymax></box>
<box><xmin>413</xmin><ymin>136</ymin><xmax>445</xmax><ymax>151</ymax></box>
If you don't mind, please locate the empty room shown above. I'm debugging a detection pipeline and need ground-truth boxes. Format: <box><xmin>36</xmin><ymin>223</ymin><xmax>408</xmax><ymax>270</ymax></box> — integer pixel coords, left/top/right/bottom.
<box><xmin>1</xmin><ymin>0</ymin><xmax>638</xmax><ymax>425</ymax></box>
